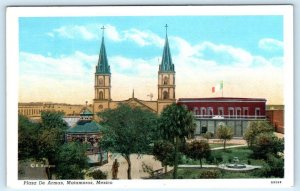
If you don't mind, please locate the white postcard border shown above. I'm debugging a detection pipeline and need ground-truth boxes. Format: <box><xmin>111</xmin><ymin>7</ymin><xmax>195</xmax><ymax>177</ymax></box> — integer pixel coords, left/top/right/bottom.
<box><xmin>6</xmin><ymin>5</ymin><xmax>294</xmax><ymax>189</ymax></box>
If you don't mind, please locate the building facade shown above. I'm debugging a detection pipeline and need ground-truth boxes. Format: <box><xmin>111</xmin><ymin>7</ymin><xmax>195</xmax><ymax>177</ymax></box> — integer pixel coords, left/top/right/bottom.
<box><xmin>177</xmin><ymin>97</ymin><xmax>267</xmax><ymax>137</ymax></box>
<box><xmin>93</xmin><ymin>26</ymin><xmax>176</xmax><ymax>117</ymax></box>
<box><xmin>266</xmin><ymin>105</ymin><xmax>284</xmax><ymax>134</ymax></box>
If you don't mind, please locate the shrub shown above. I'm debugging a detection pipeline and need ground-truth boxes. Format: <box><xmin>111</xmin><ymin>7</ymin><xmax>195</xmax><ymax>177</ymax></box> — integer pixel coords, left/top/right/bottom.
<box><xmin>198</xmin><ymin>169</ymin><xmax>222</xmax><ymax>179</ymax></box>
<box><xmin>87</xmin><ymin>170</ymin><xmax>107</xmax><ymax>179</ymax></box>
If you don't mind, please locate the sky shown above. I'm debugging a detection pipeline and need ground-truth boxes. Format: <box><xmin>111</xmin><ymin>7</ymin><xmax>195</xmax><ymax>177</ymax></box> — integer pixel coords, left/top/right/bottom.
<box><xmin>19</xmin><ymin>16</ymin><xmax>284</xmax><ymax>105</ymax></box>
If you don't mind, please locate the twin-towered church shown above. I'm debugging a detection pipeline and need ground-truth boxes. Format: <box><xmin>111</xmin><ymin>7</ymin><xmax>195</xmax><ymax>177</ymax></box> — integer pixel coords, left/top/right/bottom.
<box><xmin>93</xmin><ymin>26</ymin><xmax>176</xmax><ymax>116</ymax></box>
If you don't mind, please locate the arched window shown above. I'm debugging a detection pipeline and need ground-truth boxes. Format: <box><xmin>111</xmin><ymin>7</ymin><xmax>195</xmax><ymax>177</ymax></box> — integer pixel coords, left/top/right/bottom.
<box><xmin>163</xmin><ymin>91</ymin><xmax>169</xmax><ymax>99</ymax></box>
<box><xmin>193</xmin><ymin>107</ymin><xmax>199</xmax><ymax>115</ymax></box>
<box><xmin>99</xmin><ymin>91</ymin><xmax>104</xmax><ymax>100</ymax></box>
<box><xmin>201</xmin><ymin>107</ymin><xmax>206</xmax><ymax>117</ymax></box>
<box><xmin>163</xmin><ymin>76</ymin><xmax>169</xmax><ymax>85</ymax></box>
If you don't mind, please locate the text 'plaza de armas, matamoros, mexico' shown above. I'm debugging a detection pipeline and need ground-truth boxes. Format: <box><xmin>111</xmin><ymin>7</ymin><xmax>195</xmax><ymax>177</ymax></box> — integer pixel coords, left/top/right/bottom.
<box><xmin>18</xmin><ymin>26</ymin><xmax>284</xmax><ymax>165</ymax></box>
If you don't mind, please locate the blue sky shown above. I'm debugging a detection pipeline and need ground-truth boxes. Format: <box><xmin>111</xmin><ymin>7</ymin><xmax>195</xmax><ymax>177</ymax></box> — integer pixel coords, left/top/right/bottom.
<box><xmin>19</xmin><ymin>16</ymin><xmax>284</xmax><ymax>104</ymax></box>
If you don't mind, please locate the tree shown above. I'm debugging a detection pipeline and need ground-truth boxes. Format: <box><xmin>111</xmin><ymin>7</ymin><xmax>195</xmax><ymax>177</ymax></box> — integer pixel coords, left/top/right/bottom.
<box><xmin>251</xmin><ymin>133</ymin><xmax>284</xmax><ymax>159</ymax></box>
<box><xmin>243</xmin><ymin>121</ymin><xmax>274</xmax><ymax>147</ymax></box>
<box><xmin>216</xmin><ymin>123</ymin><xmax>233</xmax><ymax>150</ymax></box>
<box><xmin>99</xmin><ymin>103</ymin><xmax>158</xmax><ymax>179</ymax></box>
<box><xmin>203</xmin><ymin>131</ymin><xmax>214</xmax><ymax>142</ymax></box>
<box><xmin>18</xmin><ymin>115</ymin><xmax>39</xmax><ymax>160</ymax></box>
<box><xmin>55</xmin><ymin>142</ymin><xmax>89</xmax><ymax>179</ymax></box>
<box><xmin>158</xmin><ymin>103</ymin><xmax>195</xmax><ymax>179</ymax></box>
<box><xmin>186</xmin><ymin>140</ymin><xmax>211</xmax><ymax>168</ymax></box>
<box><xmin>153</xmin><ymin>140</ymin><xmax>175</xmax><ymax>173</ymax></box>
<box><xmin>37</xmin><ymin>111</ymin><xmax>68</xmax><ymax>179</ymax></box>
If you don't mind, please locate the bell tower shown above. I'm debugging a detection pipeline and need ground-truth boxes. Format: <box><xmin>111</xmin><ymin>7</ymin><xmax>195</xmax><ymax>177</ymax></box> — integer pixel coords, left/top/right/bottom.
<box><xmin>157</xmin><ymin>24</ymin><xmax>176</xmax><ymax>113</ymax></box>
<box><xmin>93</xmin><ymin>26</ymin><xmax>111</xmax><ymax>117</ymax></box>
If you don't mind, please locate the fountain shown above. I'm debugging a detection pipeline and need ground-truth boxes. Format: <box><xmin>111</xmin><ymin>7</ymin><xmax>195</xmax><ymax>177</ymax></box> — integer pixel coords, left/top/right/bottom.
<box><xmin>226</xmin><ymin>157</ymin><xmax>246</xmax><ymax>169</ymax></box>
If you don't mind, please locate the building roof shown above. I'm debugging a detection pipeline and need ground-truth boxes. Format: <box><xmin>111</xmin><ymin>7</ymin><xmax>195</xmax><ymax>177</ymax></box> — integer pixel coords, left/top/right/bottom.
<box><xmin>66</xmin><ymin>121</ymin><xmax>102</xmax><ymax>133</ymax></box>
<box><xmin>159</xmin><ymin>26</ymin><xmax>175</xmax><ymax>73</ymax></box>
<box><xmin>96</xmin><ymin>35</ymin><xmax>111</xmax><ymax>74</ymax></box>
<box><xmin>178</xmin><ymin>97</ymin><xmax>267</xmax><ymax>103</ymax></box>
<box><xmin>80</xmin><ymin>108</ymin><xmax>93</xmax><ymax>116</ymax></box>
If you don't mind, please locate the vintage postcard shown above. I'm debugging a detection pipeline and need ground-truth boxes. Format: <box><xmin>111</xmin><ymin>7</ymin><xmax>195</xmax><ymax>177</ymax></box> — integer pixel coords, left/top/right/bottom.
<box><xmin>6</xmin><ymin>5</ymin><xmax>293</xmax><ymax>189</ymax></box>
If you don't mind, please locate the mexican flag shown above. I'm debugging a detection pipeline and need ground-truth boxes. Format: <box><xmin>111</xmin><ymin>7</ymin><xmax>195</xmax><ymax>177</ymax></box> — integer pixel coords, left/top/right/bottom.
<box><xmin>212</xmin><ymin>81</ymin><xmax>223</xmax><ymax>93</ymax></box>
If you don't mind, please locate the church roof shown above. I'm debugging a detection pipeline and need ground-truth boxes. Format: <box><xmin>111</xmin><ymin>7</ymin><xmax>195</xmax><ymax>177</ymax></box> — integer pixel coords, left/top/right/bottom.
<box><xmin>96</xmin><ymin>35</ymin><xmax>111</xmax><ymax>74</ymax></box>
<box><xmin>159</xmin><ymin>26</ymin><xmax>175</xmax><ymax>73</ymax></box>
<box><xmin>66</xmin><ymin>121</ymin><xmax>102</xmax><ymax>133</ymax></box>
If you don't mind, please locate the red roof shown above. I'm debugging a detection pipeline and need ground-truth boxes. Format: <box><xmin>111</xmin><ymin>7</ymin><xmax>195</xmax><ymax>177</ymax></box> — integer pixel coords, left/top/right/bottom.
<box><xmin>178</xmin><ymin>97</ymin><xmax>266</xmax><ymax>102</ymax></box>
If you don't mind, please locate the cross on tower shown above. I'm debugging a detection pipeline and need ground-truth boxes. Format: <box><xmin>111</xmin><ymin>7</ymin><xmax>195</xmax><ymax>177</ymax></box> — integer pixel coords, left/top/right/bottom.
<box><xmin>165</xmin><ymin>24</ymin><xmax>168</xmax><ymax>35</ymax></box>
<box><xmin>101</xmin><ymin>26</ymin><xmax>106</xmax><ymax>37</ymax></box>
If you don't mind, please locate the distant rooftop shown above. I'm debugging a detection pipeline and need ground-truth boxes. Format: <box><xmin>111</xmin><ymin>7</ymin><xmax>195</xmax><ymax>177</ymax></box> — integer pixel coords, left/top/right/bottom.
<box><xmin>178</xmin><ymin>97</ymin><xmax>267</xmax><ymax>102</ymax></box>
<box><xmin>66</xmin><ymin>121</ymin><xmax>102</xmax><ymax>134</ymax></box>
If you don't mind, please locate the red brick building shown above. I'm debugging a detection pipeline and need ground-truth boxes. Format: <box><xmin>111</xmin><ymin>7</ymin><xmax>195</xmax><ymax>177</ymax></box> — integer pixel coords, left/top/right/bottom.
<box><xmin>266</xmin><ymin>105</ymin><xmax>284</xmax><ymax>134</ymax></box>
<box><xmin>177</xmin><ymin>97</ymin><xmax>267</xmax><ymax>137</ymax></box>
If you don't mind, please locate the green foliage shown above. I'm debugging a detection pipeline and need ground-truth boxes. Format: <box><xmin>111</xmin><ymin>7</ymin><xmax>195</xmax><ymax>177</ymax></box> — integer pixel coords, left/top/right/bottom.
<box><xmin>251</xmin><ymin>133</ymin><xmax>284</xmax><ymax>159</ymax></box>
<box><xmin>153</xmin><ymin>140</ymin><xmax>175</xmax><ymax>167</ymax></box>
<box><xmin>216</xmin><ymin>123</ymin><xmax>233</xmax><ymax>150</ymax></box>
<box><xmin>158</xmin><ymin>103</ymin><xmax>196</xmax><ymax>179</ymax></box>
<box><xmin>186</xmin><ymin>140</ymin><xmax>211</xmax><ymax>167</ymax></box>
<box><xmin>243</xmin><ymin>121</ymin><xmax>274</xmax><ymax>147</ymax></box>
<box><xmin>87</xmin><ymin>170</ymin><xmax>107</xmax><ymax>179</ymax></box>
<box><xmin>159</xmin><ymin>103</ymin><xmax>195</xmax><ymax>141</ymax></box>
<box><xmin>198</xmin><ymin>169</ymin><xmax>222</xmax><ymax>179</ymax></box>
<box><xmin>41</xmin><ymin>111</ymin><xmax>68</xmax><ymax>129</ymax></box>
<box><xmin>99</xmin><ymin>103</ymin><xmax>158</xmax><ymax>179</ymax></box>
<box><xmin>55</xmin><ymin>142</ymin><xmax>88</xmax><ymax>179</ymax></box>
<box><xmin>38</xmin><ymin>111</ymin><xmax>68</xmax><ymax>179</ymax></box>
<box><xmin>18</xmin><ymin>115</ymin><xmax>40</xmax><ymax>160</ymax></box>
<box><xmin>203</xmin><ymin>131</ymin><xmax>214</xmax><ymax>141</ymax></box>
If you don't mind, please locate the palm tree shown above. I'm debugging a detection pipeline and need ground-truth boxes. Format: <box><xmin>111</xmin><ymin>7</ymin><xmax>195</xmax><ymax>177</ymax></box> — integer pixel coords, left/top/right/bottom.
<box><xmin>159</xmin><ymin>103</ymin><xmax>195</xmax><ymax>179</ymax></box>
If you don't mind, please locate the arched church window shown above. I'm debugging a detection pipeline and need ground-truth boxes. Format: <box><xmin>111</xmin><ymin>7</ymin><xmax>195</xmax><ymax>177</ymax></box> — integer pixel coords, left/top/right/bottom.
<box><xmin>163</xmin><ymin>91</ymin><xmax>169</xmax><ymax>99</ymax></box>
<box><xmin>99</xmin><ymin>78</ymin><xmax>104</xmax><ymax>86</ymax></box>
<box><xmin>99</xmin><ymin>91</ymin><xmax>104</xmax><ymax>100</ymax></box>
<box><xmin>163</xmin><ymin>76</ymin><xmax>169</xmax><ymax>85</ymax></box>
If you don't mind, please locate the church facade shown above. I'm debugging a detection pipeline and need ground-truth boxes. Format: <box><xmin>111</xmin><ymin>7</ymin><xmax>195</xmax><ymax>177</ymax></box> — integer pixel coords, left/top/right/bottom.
<box><xmin>93</xmin><ymin>27</ymin><xmax>176</xmax><ymax>118</ymax></box>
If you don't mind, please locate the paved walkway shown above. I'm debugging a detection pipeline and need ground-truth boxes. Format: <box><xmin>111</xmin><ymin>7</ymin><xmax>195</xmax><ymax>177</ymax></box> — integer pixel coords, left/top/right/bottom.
<box><xmin>92</xmin><ymin>154</ymin><xmax>171</xmax><ymax>179</ymax></box>
<box><xmin>211</xmin><ymin>144</ymin><xmax>247</xmax><ymax>150</ymax></box>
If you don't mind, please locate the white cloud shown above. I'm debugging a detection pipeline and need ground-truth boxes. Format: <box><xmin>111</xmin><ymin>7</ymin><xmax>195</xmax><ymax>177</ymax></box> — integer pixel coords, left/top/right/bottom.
<box><xmin>105</xmin><ymin>25</ymin><xmax>122</xmax><ymax>41</ymax></box>
<box><xmin>258</xmin><ymin>38</ymin><xmax>283</xmax><ymax>51</ymax></box>
<box><xmin>52</xmin><ymin>25</ymin><xmax>98</xmax><ymax>40</ymax></box>
<box><xmin>122</xmin><ymin>29</ymin><xmax>164</xmax><ymax>47</ymax></box>
<box><xmin>19</xmin><ymin>36</ymin><xmax>284</xmax><ymax>104</ymax></box>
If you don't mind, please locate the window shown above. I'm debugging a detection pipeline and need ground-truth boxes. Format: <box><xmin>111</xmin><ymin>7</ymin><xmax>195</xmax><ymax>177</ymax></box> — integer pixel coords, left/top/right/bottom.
<box><xmin>228</xmin><ymin>107</ymin><xmax>234</xmax><ymax>117</ymax></box>
<box><xmin>99</xmin><ymin>91</ymin><xmax>104</xmax><ymax>100</ymax></box>
<box><xmin>201</xmin><ymin>107</ymin><xmax>206</xmax><ymax>116</ymax></box>
<box><xmin>99</xmin><ymin>78</ymin><xmax>104</xmax><ymax>86</ymax></box>
<box><xmin>163</xmin><ymin>76</ymin><xmax>169</xmax><ymax>85</ymax></box>
<box><xmin>255</xmin><ymin>108</ymin><xmax>261</xmax><ymax>118</ymax></box>
<box><xmin>236</xmin><ymin>107</ymin><xmax>241</xmax><ymax>118</ymax></box>
<box><xmin>193</xmin><ymin>107</ymin><xmax>199</xmax><ymax>115</ymax></box>
<box><xmin>243</xmin><ymin>107</ymin><xmax>249</xmax><ymax>117</ymax></box>
<box><xmin>207</xmin><ymin>107</ymin><xmax>213</xmax><ymax>116</ymax></box>
<box><xmin>218</xmin><ymin>107</ymin><xmax>224</xmax><ymax>116</ymax></box>
<box><xmin>163</xmin><ymin>91</ymin><xmax>169</xmax><ymax>99</ymax></box>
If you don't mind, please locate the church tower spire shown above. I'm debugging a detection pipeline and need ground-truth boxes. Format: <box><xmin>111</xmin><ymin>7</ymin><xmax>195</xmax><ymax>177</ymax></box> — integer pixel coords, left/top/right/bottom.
<box><xmin>96</xmin><ymin>26</ymin><xmax>111</xmax><ymax>74</ymax></box>
<box><xmin>159</xmin><ymin>24</ymin><xmax>175</xmax><ymax>72</ymax></box>
<box><xmin>93</xmin><ymin>26</ymin><xmax>112</xmax><ymax>119</ymax></box>
<box><xmin>157</xmin><ymin>24</ymin><xmax>176</xmax><ymax>113</ymax></box>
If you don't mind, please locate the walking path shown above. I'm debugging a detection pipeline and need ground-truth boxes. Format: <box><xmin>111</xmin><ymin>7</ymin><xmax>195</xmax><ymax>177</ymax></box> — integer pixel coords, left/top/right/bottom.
<box><xmin>211</xmin><ymin>144</ymin><xmax>247</xmax><ymax>150</ymax></box>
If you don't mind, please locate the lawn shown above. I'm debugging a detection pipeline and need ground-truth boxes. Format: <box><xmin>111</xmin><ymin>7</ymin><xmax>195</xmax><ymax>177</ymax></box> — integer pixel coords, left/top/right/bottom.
<box><xmin>156</xmin><ymin>147</ymin><xmax>267</xmax><ymax>179</ymax></box>
<box><xmin>181</xmin><ymin>146</ymin><xmax>266</xmax><ymax>166</ymax></box>
<box><xmin>156</xmin><ymin>168</ymin><xmax>260</xmax><ymax>179</ymax></box>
